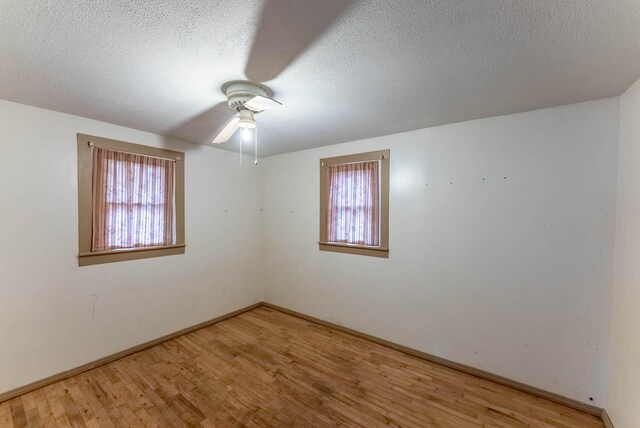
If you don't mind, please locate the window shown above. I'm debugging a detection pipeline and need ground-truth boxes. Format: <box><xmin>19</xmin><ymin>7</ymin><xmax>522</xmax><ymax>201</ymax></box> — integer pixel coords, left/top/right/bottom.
<box><xmin>319</xmin><ymin>150</ymin><xmax>389</xmax><ymax>258</ymax></box>
<box><xmin>77</xmin><ymin>134</ymin><xmax>185</xmax><ymax>266</ymax></box>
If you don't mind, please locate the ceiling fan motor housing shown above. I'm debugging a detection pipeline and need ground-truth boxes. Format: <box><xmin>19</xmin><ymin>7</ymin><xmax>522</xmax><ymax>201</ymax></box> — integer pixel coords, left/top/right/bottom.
<box><xmin>224</xmin><ymin>82</ymin><xmax>269</xmax><ymax>111</ymax></box>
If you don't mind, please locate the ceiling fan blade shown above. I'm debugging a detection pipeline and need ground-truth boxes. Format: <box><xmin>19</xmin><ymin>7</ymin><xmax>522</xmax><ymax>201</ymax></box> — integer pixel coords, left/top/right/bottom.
<box><xmin>245</xmin><ymin>0</ymin><xmax>354</xmax><ymax>82</ymax></box>
<box><xmin>165</xmin><ymin>101</ymin><xmax>233</xmax><ymax>145</ymax></box>
<box><xmin>245</xmin><ymin>95</ymin><xmax>282</xmax><ymax>112</ymax></box>
<box><xmin>212</xmin><ymin>116</ymin><xmax>240</xmax><ymax>144</ymax></box>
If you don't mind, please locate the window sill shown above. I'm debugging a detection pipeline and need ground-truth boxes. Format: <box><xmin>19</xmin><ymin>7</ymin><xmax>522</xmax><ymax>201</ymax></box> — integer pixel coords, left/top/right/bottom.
<box><xmin>318</xmin><ymin>242</ymin><xmax>389</xmax><ymax>258</ymax></box>
<box><xmin>78</xmin><ymin>244</ymin><xmax>185</xmax><ymax>266</ymax></box>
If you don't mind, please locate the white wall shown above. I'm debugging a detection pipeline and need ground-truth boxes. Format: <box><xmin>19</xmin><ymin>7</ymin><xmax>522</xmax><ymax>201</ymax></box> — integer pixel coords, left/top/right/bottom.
<box><xmin>607</xmin><ymin>77</ymin><xmax>640</xmax><ymax>427</ymax></box>
<box><xmin>0</xmin><ymin>99</ymin><xmax>261</xmax><ymax>394</ymax></box>
<box><xmin>259</xmin><ymin>98</ymin><xmax>620</xmax><ymax>405</ymax></box>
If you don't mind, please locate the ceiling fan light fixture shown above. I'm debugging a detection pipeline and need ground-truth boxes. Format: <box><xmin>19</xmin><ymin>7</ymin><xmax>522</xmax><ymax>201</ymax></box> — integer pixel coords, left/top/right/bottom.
<box><xmin>237</xmin><ymin>109</ymin><xmax>257</xmax><ymax>129</ymax></box>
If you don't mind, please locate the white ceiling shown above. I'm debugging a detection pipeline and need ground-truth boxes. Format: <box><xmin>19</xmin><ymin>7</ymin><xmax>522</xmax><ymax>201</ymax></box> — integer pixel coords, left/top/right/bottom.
<box><xmin>1</xmin><ymin>1</ymin><xmax>640</xmax><ymax>156</ymax></box>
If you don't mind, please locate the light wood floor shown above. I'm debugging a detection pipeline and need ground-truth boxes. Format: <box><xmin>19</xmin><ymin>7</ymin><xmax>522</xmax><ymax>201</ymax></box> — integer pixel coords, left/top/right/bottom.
<box><xmin>1</xmin><ymin>307</ymin><xmax>604</xmax><ymax>427</ymax></box>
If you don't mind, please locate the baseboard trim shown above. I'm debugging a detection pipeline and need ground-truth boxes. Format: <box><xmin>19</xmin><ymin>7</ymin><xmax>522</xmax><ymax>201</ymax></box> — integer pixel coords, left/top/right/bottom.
<box><xmin>602</xmin><ymin>409</ymin><xmax>615</xmax><ymax>428</ymax></box>
<box><xmin>0</xmin><ymin>302</ymin><xmax>261</xmax><ymax>404</ymax></box>
<box><xmin>261</xmin><ymin>302</ymin><xmax>603</xmax><ymax>417</ymax></box>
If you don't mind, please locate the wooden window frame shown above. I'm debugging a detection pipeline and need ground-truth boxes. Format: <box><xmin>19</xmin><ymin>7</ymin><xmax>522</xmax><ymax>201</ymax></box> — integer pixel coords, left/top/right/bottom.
<box><xmin>77</xmin><ymin>134</ymin><xmax>185</xmax><ymax>266</ymax></box>
<box><xmin>319</xmin><ymin>149</ymin><xmax>390</xmax><ymax>258</ymax></box>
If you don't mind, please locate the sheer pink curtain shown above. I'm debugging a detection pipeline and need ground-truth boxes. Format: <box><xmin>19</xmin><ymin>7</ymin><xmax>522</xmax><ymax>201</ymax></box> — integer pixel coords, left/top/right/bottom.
<box><xmin>91</xmin><ymin>147</ymin><xmax>175</xmax><ymax>252</ymax></box>
<box><xmin>326</xmin><ymin>160</ymin><xmax>380</xmax><ymax>246</ymax></box>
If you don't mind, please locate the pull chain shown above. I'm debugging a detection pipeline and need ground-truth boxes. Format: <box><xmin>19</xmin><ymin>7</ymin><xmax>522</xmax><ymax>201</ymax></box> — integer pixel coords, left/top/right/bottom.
<box><xmin>239</xmin><ymin>131</ymin><xmax>243</xmax><ymax>165</ymax></box>
<box><xmin>254</xmin><ymin>126</ymin><xmax>258</xmax><ymax>165</ymax></box>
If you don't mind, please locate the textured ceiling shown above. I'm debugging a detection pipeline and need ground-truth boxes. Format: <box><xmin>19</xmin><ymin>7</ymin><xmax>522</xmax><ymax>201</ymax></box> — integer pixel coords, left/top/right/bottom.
<box><xmin>1</xmin><ymin>1</ymin><xmax>640</xmax><ymax>156</ymax></box>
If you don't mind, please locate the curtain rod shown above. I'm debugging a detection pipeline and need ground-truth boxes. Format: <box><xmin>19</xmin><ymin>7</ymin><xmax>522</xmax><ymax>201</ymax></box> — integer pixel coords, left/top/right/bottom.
<box><xmin>321</xmin><ymin>158</ymin><xmax>382</xmax><ymax>167</ymax></box>
<box><xmin>87</xmin><ymin>141</ymin><xmax>181</xmax><ymax>161</ymax></box>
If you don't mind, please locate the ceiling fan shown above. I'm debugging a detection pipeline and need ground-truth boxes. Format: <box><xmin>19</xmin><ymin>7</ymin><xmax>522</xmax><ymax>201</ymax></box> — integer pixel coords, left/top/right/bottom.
<box><xmin>171</xmin><ymin>1</ymin><xmax>354</xmax><ymax>163</ymax></box>
<box><xmin>211</xmin><ymin>81</ymin><xmax>282</xmax><ymax>164</ymax></box>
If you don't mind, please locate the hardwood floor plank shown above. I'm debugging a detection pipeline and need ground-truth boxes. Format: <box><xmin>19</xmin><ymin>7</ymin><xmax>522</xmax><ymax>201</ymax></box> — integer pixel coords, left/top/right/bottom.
<box><xmin>10</xmin><ymin>397</ymin><xmax>28</xmax><ymax>428</ymax></box>
<box><xmin>0</xmin><ymin>403</ymin><xmax>16</xmax><ymax>428</ymax></box>
<box><xmin>1</xmin><ymin>306</ymin><xmax>604</xmax><ymax>427</ymax></box>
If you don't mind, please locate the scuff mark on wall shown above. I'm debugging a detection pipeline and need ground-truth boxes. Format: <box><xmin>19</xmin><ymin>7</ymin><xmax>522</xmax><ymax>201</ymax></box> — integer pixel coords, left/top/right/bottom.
<box><xmin>91</xmin><ymin>295</ymin><xmax>98</xmax><ymax>318</ymax></box>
